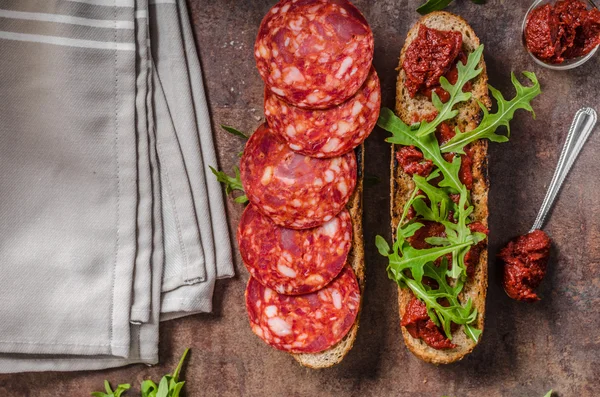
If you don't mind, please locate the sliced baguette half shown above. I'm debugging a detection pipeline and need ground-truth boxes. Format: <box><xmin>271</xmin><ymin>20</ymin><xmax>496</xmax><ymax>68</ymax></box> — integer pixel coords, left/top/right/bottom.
<box><xmin>293</xmin><ymin>144</ymin><xmax>365</xmax><ymax>369</ymax></box>
<box><xmin>392</xmin><ymin>12</ymin><xmax>491</xmax><ymax>364</ymax></box>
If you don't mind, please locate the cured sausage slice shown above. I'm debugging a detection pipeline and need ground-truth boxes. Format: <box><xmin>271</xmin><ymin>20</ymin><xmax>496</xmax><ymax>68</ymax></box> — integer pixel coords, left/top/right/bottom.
<box><xmin>240</xmin><ymin>123</ymin><xmax>357</xmax><ymax>229</ymax></box>
<box><xmin>255</xmin><ymin>0</ymin><xmax>374</xmax><ymax>109</ymax></box>
<box><xmin>238</xmin><ymin>205</ymin><xmax>352</xmax><ymax>295</ymax></box>
<box><xmin>245</xmin><ymin>266</ymin><xmax>360</xmax><ymax>353</ymax></box>
<box><xmin>265</xmin><ymin>67</ymin><xmax>381</xmax><ymax>158</ymax></box>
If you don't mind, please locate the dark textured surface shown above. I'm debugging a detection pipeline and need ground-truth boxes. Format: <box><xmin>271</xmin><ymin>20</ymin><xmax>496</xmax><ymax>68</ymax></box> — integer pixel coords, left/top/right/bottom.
<box><xmin>1</xmin><ymin>0</ymin><xmax>599</xmax><ymax>395</ymax></box>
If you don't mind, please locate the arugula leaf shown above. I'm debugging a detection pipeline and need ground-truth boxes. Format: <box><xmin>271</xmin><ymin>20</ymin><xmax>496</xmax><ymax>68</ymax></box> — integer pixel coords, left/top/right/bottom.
<box><xmin>417</xmin><ymin>0</ymin><xmax>485</xmax><ymax>14</ymax></box>
<box><xmin>143</xmin><ymin>348</ymin><xmax>189</xmax><ymax>397</ymax></box>
<box><xmin>412</xmin><ymin>171</ymin><xmax>454</xmax><ymax>223</ymax></box>
<box><xmin>172</xmin><ymin>347</ymin><xmax>188</xmax><ymax>381</ymax></box>
<box><xmin>380</xmin><ymin>108</ymin><xmax>463</xmax><ymax>193</ymax></box>
<box><xmin>381</xmin><ymin>46</ymin><xmax>484</xmax><ymax>142</ymax></box>
<box><xmin>415</xmin><ymin>45</ymin><xmax>484</xmax><ymax>138</ymax></box>
<box><xmin>402</xmin><ymin>270</ymin><xmax>479</xmax><ymax>340</ymax></box>
<box><xmin>397</xmin><ymin>221</ymin><xmax>425</xmax><ymax>242</ymax></box>
<box><xmin>209</xmin><ymin>166</ymin><xmax>248</xmax><ymax>204</ymax></box>
<box><xmin>221</xmin><ymin>125</ymin><xmax>248</xmax><ymax>140</ymax></box>
<box><xmin>417</xmin><ymin>0</ymin><xmax>454</xmax><ymax>14</ymax></box>
<box><xmin>410</xmin><ymin>172</ymin><xmax>482</xmax><ymax>282</ymax></box>
<box><xmin>464</xmin><ymin>323</ymin><xmax>482</xmax><ymax>341</ymax></box>
<box><xmin>375</xmin><ymin>235</ymin><xmax>391</xmax><ymax>257</ymax></box>
<box><xmin>91</xmin><ymin>381</ymin><xmax>131</xmax><ymax>397</ymax></box>
<box><xmin>92</xmin><ymin>349</ymin><xmax>190</xmax><ymax>397</ymax></box>
<box><xmin>440</xmin><ymin>186</ymin><xmax>477</xmax><ymax>278</ymax></box>
<box><xmin>441</xmin><ymin>71</ymin><xmax>541</xmax><ymax>154</ymax></box>
<box><xmin>389</xmin><ymin>240</ymin><xmax>474</xmax><ymax>284</ymax></box>
<box><xmin>424</xmin><ymin>236</ymin><xmax>451</xmax><ymax>246</ymax></box>
<box><xmin>141</xmin><ymin>380</ymin><xmax>158</xmax><ymax>397</ymax></box>
<box><xmin>219</xmin><ymin>125</ymin><xmax>247</xmax><ymax>156</ymax></box>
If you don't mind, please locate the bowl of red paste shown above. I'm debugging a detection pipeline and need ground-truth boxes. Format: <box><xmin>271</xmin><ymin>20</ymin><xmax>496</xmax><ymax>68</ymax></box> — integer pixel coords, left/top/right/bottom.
<box><xmin>522</xmin><ymin>0</ymin><xmax>600</xmax><ymax>69</ymax></box>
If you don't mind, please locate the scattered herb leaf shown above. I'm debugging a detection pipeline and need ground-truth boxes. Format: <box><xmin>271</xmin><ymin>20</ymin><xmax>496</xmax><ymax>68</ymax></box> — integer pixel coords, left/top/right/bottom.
<box><xmin>210</xmin><ymin>166</ymin><xmax>248</xmax><ymax>204</ymax></box>
<box><xmin>417</xmin><ymin>0</ymin><xmax>485</xmax><ymax>15</ymax></box>
<box><xmin>544</xmin><ymin>391</ymin><xmax>553</xmax><ymax>397</ymax></box>
<box><xmin>91</xmin><ymin>349</ymin><xmax>190</xmax><ymax>397</ymax></box>
<box><xmin>91</xmin><ymin>381</ymin><xmax>131</xmax><ymax>397</ymax></box>
<box><xmin>417</xmin><ymin>0</ymin><xmax>454</xmax><ymax>15</ymax></box>
<box><xmin>221</xmin><ymin>125</ymin><xmax>248</xmax><ymax>140</ymax></box>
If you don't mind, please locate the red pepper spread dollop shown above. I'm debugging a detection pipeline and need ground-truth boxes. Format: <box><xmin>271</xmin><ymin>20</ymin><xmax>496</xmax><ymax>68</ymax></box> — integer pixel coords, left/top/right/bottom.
<box><xmin>402</xmin><ymin>25</ymin><xmax>472</xmax><ymax>102</ymax></box>
<box><xmin>525</xmin><ymin>0</ymin><xmax>600</xmax><ymax>63</ymax></box>
<box><xmin>499</xmin><ymin>229</ymin><xmax>552</xmax><ymax>302</ymax></box>
<box><xmin>401</xmin><ymin>296</ymin><xmax>457</xmax><ymax>350</ymax></box>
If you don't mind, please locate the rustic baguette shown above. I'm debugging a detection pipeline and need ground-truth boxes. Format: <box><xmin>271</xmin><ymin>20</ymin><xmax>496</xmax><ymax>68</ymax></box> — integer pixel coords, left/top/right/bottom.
<box><xmin>392</xmin><ymin>11</ymin><xmax>491</xmax><ymax>364</ymax></box>
<box><xmin>292</xmin><ymin>144</ymin><xmax>365</xmax><ymax>369</ymax></box>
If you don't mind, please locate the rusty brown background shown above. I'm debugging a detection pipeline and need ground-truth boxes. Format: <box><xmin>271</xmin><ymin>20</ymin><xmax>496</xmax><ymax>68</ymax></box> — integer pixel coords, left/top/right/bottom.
<box><xmin>1</xmin><ymin>0</ymin><xmax>599</xmax><ymax>396</ymax></box>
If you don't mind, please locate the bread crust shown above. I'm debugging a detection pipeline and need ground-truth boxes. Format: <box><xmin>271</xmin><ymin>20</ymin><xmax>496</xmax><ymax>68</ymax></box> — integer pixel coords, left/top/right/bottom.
<box><xmin>292</xmin><ymin>144</ymin><xmax>365</xmax><ymax>368</ymax></box>
<box><xmin>392</xmin><ymin>11</ymin><xmax>490</xmax><ymax>364</ymax></box>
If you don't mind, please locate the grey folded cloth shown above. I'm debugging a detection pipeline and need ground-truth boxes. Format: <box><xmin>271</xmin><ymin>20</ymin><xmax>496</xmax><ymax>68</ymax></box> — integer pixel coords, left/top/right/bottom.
<box><xmin>0</xmin><ymin>0</ymin><xmax>233</xmax><ymax>373</ymax></box>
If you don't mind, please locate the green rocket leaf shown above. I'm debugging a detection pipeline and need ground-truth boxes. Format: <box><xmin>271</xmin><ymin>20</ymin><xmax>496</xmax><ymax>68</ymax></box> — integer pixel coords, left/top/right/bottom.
<box><xmin>210</xmin><ymin>166</ymin><xmax>248</xmax><ymax>204</ymax></box>
<box><xmin>441</xmin><ymin>72</ymin><xmax>541</xmax><ymax>154</ymax></box>
<box><xmin>379</xmin><ymin>108</ymin><xmax>463</xmax><ymax>193</ymax></box>
<box><xmin>417</xmin><ymin>0</ymin><xmax>454</xmax><ymax>14</ymax></box>
<box><xmin>221</xmin><ymin>125</ymin><xmax>248</xmax><ymax>140</ymax></box>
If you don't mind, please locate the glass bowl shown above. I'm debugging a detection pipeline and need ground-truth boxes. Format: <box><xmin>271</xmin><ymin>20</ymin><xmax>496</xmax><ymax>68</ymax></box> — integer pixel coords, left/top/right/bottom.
<box><xmin>522</xmin><ymin>0</ymin><xmax>599</xmax><ymax>70</ymax></box>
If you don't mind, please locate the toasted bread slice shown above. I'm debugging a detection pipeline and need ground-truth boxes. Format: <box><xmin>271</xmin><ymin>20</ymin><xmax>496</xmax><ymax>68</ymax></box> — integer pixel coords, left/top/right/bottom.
<box><xmin>292</xmin><ymin>144</ymin><xmax>365</xmax><ymax>369</ymax></box>
<box><xmin>392</xmin><ymin>12</ymin><xmax>491</xmax><ymax>364</ymax></box>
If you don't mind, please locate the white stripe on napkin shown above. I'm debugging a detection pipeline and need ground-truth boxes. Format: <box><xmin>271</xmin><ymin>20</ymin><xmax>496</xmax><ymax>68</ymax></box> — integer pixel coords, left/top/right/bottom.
<box><xmin>149</xmin><ymin>0</ymin><xmax>176</xmax><ymax>5</ymax></box>
<box><xmin>0</xmin><ymin>9</ymin><xmax>134</xmax><ymax>29</ymax></box>
<box><xmin>0</xmin><ymin>31</ymin><xmax>135</xmax><ymax>50</ymax></box>
<box><xmin>64</xmin><ymin>0</ymin><xmax>134</xmax><ymax>7</ymax></box>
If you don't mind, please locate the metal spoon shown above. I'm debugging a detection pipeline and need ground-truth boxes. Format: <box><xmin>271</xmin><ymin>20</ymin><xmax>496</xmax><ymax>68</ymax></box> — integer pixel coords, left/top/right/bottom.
<box><xmin>530</xmin><ymin>107</ymin><xmax>598</xmax><ymax>232</ymax></box>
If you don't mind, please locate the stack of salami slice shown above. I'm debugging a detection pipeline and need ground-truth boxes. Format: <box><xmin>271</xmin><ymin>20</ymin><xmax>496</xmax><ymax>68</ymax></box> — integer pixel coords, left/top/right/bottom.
<box><xmin>238</xmin><ymin>0</ymin><xmax>380</xmax><ymax>354</ymax></box>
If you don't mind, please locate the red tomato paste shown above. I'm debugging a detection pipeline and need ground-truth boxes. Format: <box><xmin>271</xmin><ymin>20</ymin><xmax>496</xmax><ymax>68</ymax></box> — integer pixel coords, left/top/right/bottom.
<box><xmin>499</xmin><ymin>229</ymin><xmax>552</xmax><ymax>302</ymax></box>
<box><xmin>401</xmin><ymin>296</ymin><xmax>456</xmax><ymax>350</ymax></box>
<box><xmin>525</xmin><ymin>0</ymin><xmax>600</xmax><ymax>63</ymax></box>
<box><xmin>403</xmin><ymin>26</ymin><xmax>472</xmax><ymax>102</ymax></box>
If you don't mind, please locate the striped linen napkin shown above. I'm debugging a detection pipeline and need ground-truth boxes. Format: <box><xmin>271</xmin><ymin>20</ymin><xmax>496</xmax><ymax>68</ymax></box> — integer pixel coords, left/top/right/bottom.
<box><xmin>0</xmin><ymin>0</ymin><xmax>233</xmax><ymax>372</ymax></box>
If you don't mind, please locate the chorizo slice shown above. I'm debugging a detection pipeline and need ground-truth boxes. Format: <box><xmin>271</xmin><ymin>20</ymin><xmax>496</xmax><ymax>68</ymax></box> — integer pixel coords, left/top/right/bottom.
<box><xmin>240</xmin><ymin>123</ymin><xmax>357</xmax><ymax>229</ymax></box>
<box><xmin>255</xmin><ymin>0</ymin><xmax>374</xmax><ymax>109</ymax></box>
<box><xmin>265</xmin><ymin>67</ymin><xmax>381</xmax><ymax>158</ymax></box>
<box><xmin>245</xmin><ymin>266</ymin><xmax>360</xmax><ymax>353</ymax></box>
<box><xmin>238</xmin><ymin>204</ymin><xmax>352</xmax><ymax>295</ymax></box>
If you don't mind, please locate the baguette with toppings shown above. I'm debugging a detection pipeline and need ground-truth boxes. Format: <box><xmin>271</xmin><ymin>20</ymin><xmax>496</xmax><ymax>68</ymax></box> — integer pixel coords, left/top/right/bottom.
<box><xmin>376</xmin><ymin>11</ymin><xmax>540</xmax><ymax>364</ymax></box>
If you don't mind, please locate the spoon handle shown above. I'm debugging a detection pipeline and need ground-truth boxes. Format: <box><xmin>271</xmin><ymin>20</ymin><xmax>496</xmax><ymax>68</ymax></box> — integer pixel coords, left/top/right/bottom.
<box><xmin>530</xmin><ymin>107</ymin><xmax>598</xmax><ymax>232</ymax></box>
